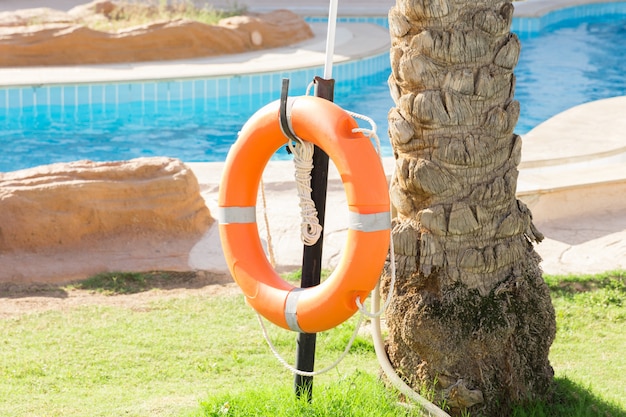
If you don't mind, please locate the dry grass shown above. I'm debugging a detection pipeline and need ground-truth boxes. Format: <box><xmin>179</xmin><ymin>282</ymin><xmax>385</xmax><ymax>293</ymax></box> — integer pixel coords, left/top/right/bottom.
<box><xmin>84</xmin><ymin>0</ymin><xmax>247</xmax><ymax>32</ymax></box>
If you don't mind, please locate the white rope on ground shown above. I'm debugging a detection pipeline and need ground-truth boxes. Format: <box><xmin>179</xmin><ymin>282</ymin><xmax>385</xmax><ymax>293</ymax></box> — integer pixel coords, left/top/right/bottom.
<box><xmin>287</xmin><ymin>138</ymin><xmax>323</xmax><ymax>246</ymax></box>
<box><xmin>257</xmin><ymin>312</ymin><xmax>364</xmax><ymax>377</ymax></box>
<box><xmin>372</xmin><ymin>284</ymin><xmax>452</xmax><ymax>417</ymax></box>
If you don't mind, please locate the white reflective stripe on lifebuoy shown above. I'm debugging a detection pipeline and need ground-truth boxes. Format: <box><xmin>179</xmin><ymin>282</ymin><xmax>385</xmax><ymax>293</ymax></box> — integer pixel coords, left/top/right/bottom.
<box><xmin>348</xmin><ymin>211</ymin><xmax>391</xmax><ymax>232</ymax></box>
<box><xmin>285</xmin><ymin>288</ymin><xmax>305</xmax><ymax>333</ymax></box>
<box><xmin>216</xmin><ymin>206</ymin><xmax>256</xmax><ymax>224</ymax></box>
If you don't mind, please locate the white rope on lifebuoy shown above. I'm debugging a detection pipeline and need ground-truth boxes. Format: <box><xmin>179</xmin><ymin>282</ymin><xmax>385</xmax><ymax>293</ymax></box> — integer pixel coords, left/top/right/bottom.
<box><xmin>257</xmin><ymin>312</ymin><xmax>363</xmax><ymax>377</ymax></box>
<box><xmin>259</xmin><ymin>179</ymin><xmax>277</xmax><ymax>267</ymax></box>
<box><xmin>287</xmin><ymin>137</ymin><xmax>323</xmax><ymax>246</ymax></box>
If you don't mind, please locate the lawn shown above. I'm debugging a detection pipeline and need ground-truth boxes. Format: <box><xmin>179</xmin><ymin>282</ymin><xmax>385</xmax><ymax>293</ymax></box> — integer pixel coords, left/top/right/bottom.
<box><xmin>0</xmin><ymin>270</ymin><xmax>623</xmax><ymax>416</ymax></box>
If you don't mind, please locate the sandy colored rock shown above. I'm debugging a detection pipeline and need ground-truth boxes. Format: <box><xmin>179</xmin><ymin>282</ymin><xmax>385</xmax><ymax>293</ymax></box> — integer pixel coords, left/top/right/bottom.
<box><xmin>0</xmin><ymin>157</ymin><xmax>213</xmax><ymax>284</ymax></box>
<box><xmin>0</xmin><ymin>1</ymin><xmax>314</xmax><ymax>66</ymax></box>
<box><xmin>0</xmin><ymin>157</ymin><xmax>212</xmax><ymax>253</ymax></box>
<box><xmin>0</xmin><ymin>7</ymin><xmax>74</xmax><ymax>27</ymax></box>
<box><xmin>67</xmin><ymin>0</ymin><xmax>116</xmax><ymax>19</ymax></box>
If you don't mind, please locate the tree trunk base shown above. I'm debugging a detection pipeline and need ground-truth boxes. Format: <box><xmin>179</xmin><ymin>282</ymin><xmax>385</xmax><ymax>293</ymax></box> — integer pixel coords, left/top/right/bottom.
<box><xmin>383</xmin><ymin>239</ymin><xmax>555</xmax><ymax>416</ymax></box>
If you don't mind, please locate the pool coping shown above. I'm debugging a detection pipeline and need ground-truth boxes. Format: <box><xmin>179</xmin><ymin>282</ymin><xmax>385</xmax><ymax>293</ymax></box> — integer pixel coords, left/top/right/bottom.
<box><xmin>513</xmin><ymin>0</ymin><xmax>626</xmax><ymax>17</ymax></box>
<box><xmin>250</xmin><ymin>0</ymin><xmax>626</xmax><ymax>18</ymax></box>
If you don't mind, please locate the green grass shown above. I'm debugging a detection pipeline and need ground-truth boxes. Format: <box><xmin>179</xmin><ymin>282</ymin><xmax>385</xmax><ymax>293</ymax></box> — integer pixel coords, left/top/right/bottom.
<box><xmin>0</xmin><ymin>286</ymin><xmax>379</xmax><ymax>417</ymax></box>
<box><xmin>511</xmin><ymin>377</ymin><xmax>625</xmax><ymax>417</ymax></box>
<box><xmin>70</xmin><ymin>271</ymin><xmax>150</xmax><ymax>294</ymax></box>
<box><xmin>69</xmin><ymin>271</ymin><xmax>202</xmax><ymax>295</ymax></box>
<box><xmin>0</xmin><ymin>270</ymin><xmax>624</xmax><ymax>417</ymax></box>
<box><xmin>195</xmin><ymin>371</ymin><xmax>424</xmax><ymax>417</ymax></box>
<box><xmin>538</xmin><ymin>271</ymin><xmax>625</xmax><ymax>412</ymax></box>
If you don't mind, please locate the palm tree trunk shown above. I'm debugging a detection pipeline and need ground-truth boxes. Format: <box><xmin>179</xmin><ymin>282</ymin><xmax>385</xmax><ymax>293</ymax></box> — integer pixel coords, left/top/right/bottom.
<box><xmin>384</xmin><ymin>1</ymin><xmax>556</xmax><ymax>415</ymax></box>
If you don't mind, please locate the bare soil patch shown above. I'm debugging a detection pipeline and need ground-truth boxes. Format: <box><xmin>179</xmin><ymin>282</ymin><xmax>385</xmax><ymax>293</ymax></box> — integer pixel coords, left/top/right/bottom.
<box><xmin>0</xmin><ymin>271</ymin><xmax>240</xmax><ymax>318</ymax></box>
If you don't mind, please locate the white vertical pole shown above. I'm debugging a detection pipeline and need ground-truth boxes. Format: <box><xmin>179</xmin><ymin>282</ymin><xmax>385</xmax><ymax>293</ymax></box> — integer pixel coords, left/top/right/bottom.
<box><xmin>323</xmin><ymin>0</ymin><xmax>339</xmax><ymax>80</ymax></box>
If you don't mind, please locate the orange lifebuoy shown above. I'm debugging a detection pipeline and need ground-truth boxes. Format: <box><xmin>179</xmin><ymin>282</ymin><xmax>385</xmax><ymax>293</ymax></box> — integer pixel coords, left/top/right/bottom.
<box><xmin>217</xmin><ymin>96</ymin><xmax>390</xmax><ymax>333</ymax></box>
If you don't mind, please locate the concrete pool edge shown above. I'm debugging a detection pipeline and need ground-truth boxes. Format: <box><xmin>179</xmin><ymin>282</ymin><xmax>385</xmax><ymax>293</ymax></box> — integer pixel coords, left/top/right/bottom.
<box><xmin>513</xmin><ymin>0</ymin><xmax>626</xmax><ymax>18</ymax></box>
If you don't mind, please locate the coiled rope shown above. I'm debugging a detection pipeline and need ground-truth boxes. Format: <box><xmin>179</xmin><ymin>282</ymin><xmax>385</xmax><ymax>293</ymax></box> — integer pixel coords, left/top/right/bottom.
<box><xmin>286</xmin><ymin>137</ymin><xmax>323</xmax><ymax>246</ymax></box>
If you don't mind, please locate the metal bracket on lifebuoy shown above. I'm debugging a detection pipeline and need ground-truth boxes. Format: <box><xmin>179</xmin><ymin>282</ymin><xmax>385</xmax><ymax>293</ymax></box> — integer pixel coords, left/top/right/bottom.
<box><xmin>279</xmin><ymin>79</ymin><xmax>300</xmax><ymax>146</ymax></box>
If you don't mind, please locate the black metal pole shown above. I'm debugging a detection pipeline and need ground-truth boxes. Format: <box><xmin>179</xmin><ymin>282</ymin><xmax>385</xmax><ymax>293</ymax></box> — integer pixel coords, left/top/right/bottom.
<box><xmin>294</xmin><ymin>76</ymin><xmax>335</xmax><ymax>402</ymax></box>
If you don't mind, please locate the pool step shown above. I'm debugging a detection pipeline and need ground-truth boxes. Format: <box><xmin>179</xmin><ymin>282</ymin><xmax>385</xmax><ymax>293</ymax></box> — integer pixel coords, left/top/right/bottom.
<box><xmin>517</xmin><ymin>96</ymin><xmax>626</xmax><ymax>224</ymax></box>
<box><xmin>517</xmin><ymin>159</ymin><xmax>626</xmax><ymax>224</ymax></box>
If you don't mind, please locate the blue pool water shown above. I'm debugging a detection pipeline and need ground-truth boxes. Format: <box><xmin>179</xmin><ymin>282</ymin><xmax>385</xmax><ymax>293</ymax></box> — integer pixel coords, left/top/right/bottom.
<box><xmin>1</xmin><ymin>6</ymin><xmax>625</xmax><ymax>172</ymax></box>
<box><xmin>515</xmin><ymin>13</ymin><xmax>626</xmax><ymax>133</ymax></box>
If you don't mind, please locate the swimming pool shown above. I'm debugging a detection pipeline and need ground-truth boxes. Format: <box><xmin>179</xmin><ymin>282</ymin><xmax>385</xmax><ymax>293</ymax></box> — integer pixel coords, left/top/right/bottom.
<box><xmin>1</xmin><ymin>3</ymin><xmax>625</xmax><ymax>172</ymax></box>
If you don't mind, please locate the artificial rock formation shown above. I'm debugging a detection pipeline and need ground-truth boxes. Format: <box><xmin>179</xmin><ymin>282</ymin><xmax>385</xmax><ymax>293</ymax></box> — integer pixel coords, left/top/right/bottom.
<box><xmin>0</xmin><ymin>157</ymin><xmax>212</xmax><ymax>283</ymax></box>
<box><xmin>0</xmin><ymin>1</ymin><xmax>314</xmax><ymax>66</ymax></box>
<box><xmin>0</xmin><ymin>157</ymin><xmax>211</xmax><ymax>251</ymax></box>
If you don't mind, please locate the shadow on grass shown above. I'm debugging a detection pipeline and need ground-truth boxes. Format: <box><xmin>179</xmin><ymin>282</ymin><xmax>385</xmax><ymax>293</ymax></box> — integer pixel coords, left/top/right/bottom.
<box><xmin>513</xmin><ymin>376</ymin><xmax>625</xmax><ymax>417</ymax></box>
<box><xmin>0</xmin><ymin>270</ymin><xmax>232</xmax><ymax>299</ymax></box>
<box><xmin>544</xmin><ymin>270</ymin><xmax>625</xmax><ymax>297</ymax></box>
<box><xmin>196</xmin><ymin>374</ymin><xmax>625</xmax><ymax>417</ymax></box>
<box><xmin>0</xmin><ymin>282</ymin><xmax>70</xmax><ymax>299</ymax></box>
<box><xmin>72</xmin><ymin>271</ymin><xmax>234</xmax><ymax>295</ymax></box>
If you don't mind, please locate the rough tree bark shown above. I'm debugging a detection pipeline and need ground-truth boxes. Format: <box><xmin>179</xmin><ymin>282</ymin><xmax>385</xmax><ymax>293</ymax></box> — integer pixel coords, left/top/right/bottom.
<box><xmin>383</xmin><ymin>1</ymin><xmax>556</xmax><ymax>415</ymax></box>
